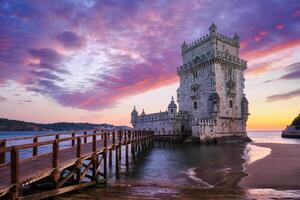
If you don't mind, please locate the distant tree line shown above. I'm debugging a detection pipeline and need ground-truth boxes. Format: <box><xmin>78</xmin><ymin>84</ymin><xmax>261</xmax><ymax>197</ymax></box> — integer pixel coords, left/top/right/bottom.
<box><xmin>291</xmin><ymin>114</ymin><xmax>300</xmax><ymax>126</ymax></box>
<box><xmin>0</xmin><ymin>118</ymin><xmax>130</xmax><ymax>131</ymax></box>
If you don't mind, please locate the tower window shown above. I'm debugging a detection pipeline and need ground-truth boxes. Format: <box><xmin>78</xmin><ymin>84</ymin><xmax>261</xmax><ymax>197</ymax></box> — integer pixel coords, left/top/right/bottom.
<box><xmin>171</xmin><ymin>109</ymin><xmax>173</xmax><ymax>114</ymax></box>
<box><xmin>229</xmin><ymin>100</ymin><xmax>233</xmax><ymax>108</ymax></box>
<box><xmin>193</xmin><ymin>101</ymin><xmax>198</xmax><ymax>110</ymax></box>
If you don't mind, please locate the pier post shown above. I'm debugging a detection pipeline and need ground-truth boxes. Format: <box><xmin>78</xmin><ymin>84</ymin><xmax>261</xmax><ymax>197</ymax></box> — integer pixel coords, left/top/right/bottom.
<box><xmin>103</xmin><ymin>132</ymin><xmax>107</xmax><ymax>179</ymax></box>
<box><xmin>84</xmin><ymin>131</ymin><xmax>87</xmax><ymax>143</ymax></box>
<box><xmin>118</xmin><ymin>130</ymin><xmax>122</xmax><ymax>161</ymax></box>
<box><xmin>109</xmin><ymin>132</ymin><xmax>115</xmax><ymax>168</ymax></box>
<box><xmin>126</xmin><ymin>131</ymin><xmax>130</xmax><ymax>168</ymax></box>
<box><xmin>10</xmin><ymin>147</ymin><xmax>20</xmax><ymax>199</ymax></box>
<box><xmin>131</xmin><ymin>131</ymin><xmax>135</xmax><ymax>161</ymax></box>
<box><xmin>76</xmin><ymin>137</ymin><xmax>81</xmax><ymax>183</ymax></box>
<box><xmin>115</xmin><ymin>131</ymin><xmax>119</xmax><ymax>178</ymax></box>
<box><xmin>33</xmin><ymin>137</ymin><xmax>38</xmax><ymax>156</ymax></box>
<box><xmin>92</xmin><ymin>133</ymin><xmax>98</xmax><ymax>181</ymax></box>
<box><xmin>52</xmin><ymin>140</ymin><xmax>59</xmax><ymax>188</ymax></box>
<box><xmin>71</xmin><ymin>132</ymin><xmax>75</xmax><ymax>146</ymax></box>
<box><xmin>0</xmin><ymin>139</ymin><xmax>6</xmax><ymax>164</ymax></box>
<box><xmin>137</xmin><ymin>131</ymin><xmax>141</xmax><ymax>157</ymax></box>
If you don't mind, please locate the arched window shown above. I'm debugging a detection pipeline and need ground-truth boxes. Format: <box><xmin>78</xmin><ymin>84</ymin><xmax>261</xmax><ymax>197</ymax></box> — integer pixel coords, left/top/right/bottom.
<box><xmin>193</xmin><ymin>101</ymin><xmax>198</xmax><ymax>110</ymax></box>
<box><xmin>171</xmin><ymin>109</ymin><xmax>173</xmax><ymax>114</ymax></box>
<box><xmin>229</xmin><ymin>100</ymin><xmax>233</xmax><ymax>108</ymax></box>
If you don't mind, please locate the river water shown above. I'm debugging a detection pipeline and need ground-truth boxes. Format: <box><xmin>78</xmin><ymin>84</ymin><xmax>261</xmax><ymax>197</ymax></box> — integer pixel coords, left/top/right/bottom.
<box><xmin>1</xmin><ymin>131</ymin><xmax>300</xmax><ymax>199</ymax></box>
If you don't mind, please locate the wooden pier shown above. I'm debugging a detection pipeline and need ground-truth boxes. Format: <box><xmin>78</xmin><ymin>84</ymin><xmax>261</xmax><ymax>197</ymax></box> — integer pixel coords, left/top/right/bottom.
<box><xmin>0</xmin><ymin>130</ymin><xmax>154</xmax><ymax>200</ymax></box>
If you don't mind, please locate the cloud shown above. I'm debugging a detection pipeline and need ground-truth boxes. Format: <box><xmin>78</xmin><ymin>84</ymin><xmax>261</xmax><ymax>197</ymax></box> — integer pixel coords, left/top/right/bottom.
<box><xmin>275</xmin><ymin>24</ymin><xmax>285</xmax><ymax>30</ymax></box>
<box><xmin>0</xmin><ymin>0</ymin><xmax>300</xmax><ymax>110</ymax></box>
<box><xmin>278</xmin><ymin>62</ymin><xmax>300</xmax><ymax>80</ymax></box>
<box><xmin>56</xmin><ymin>31</ymin><xmax>85</xmax><ymax>49</ymax></box>
<box><xmin>0</xmin><ymin>96</ymin><xmax>6</xmax><ymax>102</ymax></box>
<box><xmin>267</xmin><ymin>88</ymin><xmax>300</xmax><ymax>102</ymax></box>
<box><xmin>264</xmin><ymin>62</ymin><xmax>300</xmax><ymax>82</ymax></box>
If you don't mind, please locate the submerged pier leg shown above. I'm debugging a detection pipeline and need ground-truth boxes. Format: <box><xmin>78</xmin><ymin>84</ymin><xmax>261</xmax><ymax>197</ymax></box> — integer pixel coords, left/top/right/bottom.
<box><xmin>103</xmin><ymin>132</ymin><xmax>107</xmax><ymax>179</ymax></box>
<box><xmin>131</xmin><ymin>131</ymin><xmax>136</xmax><ymax>161</ymax></box>
<box><xmin>126</xmin><ymin>131</ymin><xmax>130</xmax><ymax>169</ymax></box>
<box><xmin>0</xmin><ymin>139</ymin><xmax>6</xmax><ymax>164</ymax></box>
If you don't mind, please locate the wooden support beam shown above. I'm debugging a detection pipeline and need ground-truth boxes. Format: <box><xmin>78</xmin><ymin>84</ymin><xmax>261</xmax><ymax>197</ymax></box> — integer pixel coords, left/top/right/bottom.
<box><xmin>126</xmin><ymin>131</ymin><xmax>130</xmax><ymax>168</ymax></box>
<box><xmin>81</xmin><ymin>160</ymin><xmax>93</xmax><ymax>180</ymax></box>
<box><xmin>10</xmin><ymin>146</ymin><xmax>21</xmax><ymax>200</ymax></box>
<box><xmin>19</xmin><ymin>181</ymin><xmax>97</xmax><ymax>200</ymax></box>
<box><xmin>118</xmin><ymin>130</ymin><xmax>122</xmax><ymax>161</ymax></box>
<box><xmin>32</xmin><ymin>137</ymin><xmax>38</xmax><ymax>156</ymax></box>
<box><xmin>76</xmin><ymin>137</ymin><xmax>81</xmax><ymax>183</ymax></box>
<box><xmin>115</xmin><ymin>132</ymin><xmax>119</xmax><ymax>177</ymax></box>
<box><xmin>57</xmin><ymin>169</ymin><xmax>76</xmax><ymax>188</ymax></box>
<box><xmin>52</xmin><ymin>140</ymin><xmax>59</xmax><ymax>188</ymax></box>
<box><xmin>0</xmin><ymin>139</ymin><xmax>6</xmax><ymax>164</ymax></box>
<box><xmin>71</xmin><ymin>132</ymin><xmax>75</xmax><ymax>146</ymax></box>
<box><xmin>103</xmin><ymin>132</ymin><xmax>107</xmax><ymax>178</ymax></box>
<box><xmin>84</xmin><ymin>131</ymin><xmax>87</xmax><ymax>144</ymax></box>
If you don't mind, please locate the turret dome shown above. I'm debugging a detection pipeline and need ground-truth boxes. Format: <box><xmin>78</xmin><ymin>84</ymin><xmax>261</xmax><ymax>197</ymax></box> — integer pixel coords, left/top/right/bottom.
<box><xmin>168</xmin><ymin>96</ymin><xmax>177</xmax><ymax>109</ymax></box>
<box><xmin>131</xmin><ymin>106</ymin><xmax>138</xmax><ymax>116</ymax></box>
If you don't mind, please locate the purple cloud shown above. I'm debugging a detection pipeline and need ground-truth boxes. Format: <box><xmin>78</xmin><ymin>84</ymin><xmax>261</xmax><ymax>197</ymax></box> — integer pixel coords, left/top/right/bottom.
<box><xmin>56</xmin><ymin>31</ymin><xmax>85</xmax><ymax>49</ymax></box>
<box><xmin>0</xmin><ymin>0</ymin><xmax>299</xmax><ymax>110</ymax></box>
<box><xmin>264</xmin><ymin>62</ymin><xmax>300</xmax><ymax>83</ymax></box>
<box><xmin>267</xmin><ymin>88</ymin><xmax>300</xmax><ymax>102</ymax></box>
<box><xmin>279</xmin><ymin>62</ymin><xmax>300</xmax><ymax>80</ymax></box>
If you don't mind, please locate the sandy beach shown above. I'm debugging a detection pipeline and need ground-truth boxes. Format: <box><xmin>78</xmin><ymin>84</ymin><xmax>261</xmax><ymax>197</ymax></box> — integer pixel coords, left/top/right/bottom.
<box><xmin>240</xmin><ymin>143</ymin><xmax>300</xmax><ymax>190</ymax></box>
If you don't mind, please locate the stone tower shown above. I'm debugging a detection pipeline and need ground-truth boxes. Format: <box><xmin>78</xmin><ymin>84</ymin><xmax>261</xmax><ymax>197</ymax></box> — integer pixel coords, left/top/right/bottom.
<box><xmin>177</xmin><ymin>23</ymin><xmax>249</xmax><ymax>139</ymax></box>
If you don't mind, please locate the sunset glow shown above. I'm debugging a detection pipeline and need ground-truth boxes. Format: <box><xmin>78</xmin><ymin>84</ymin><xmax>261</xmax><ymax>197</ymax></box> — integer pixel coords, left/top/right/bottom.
<box><xmin>0</xmin><ymin>0</ymin><xmax>299</xmax><ymax>130</ymax></box>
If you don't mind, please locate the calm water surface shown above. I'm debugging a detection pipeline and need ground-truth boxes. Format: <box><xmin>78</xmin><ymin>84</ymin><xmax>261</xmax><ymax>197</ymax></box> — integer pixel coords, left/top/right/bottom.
<box><xmin>1</xmin><ymin>131</ymin><xmax>300</xmax><ymax>199</ymax></box>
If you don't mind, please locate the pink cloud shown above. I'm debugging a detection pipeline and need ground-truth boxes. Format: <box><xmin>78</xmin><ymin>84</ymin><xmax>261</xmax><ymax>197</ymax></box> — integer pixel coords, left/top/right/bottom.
<box><xmin>254</xmin><ymin>31</ymin><xmax>268</xmax><ymax>42</ymax></box>
<box><xmin>275</xmin><ymin>24</ymin><xmax>285</xmax><ymax>30</ymax></box>
<box><xmin>0</xmin><ymin>96</ymin><xmax>6</xmax><ymax>102</ymax></box>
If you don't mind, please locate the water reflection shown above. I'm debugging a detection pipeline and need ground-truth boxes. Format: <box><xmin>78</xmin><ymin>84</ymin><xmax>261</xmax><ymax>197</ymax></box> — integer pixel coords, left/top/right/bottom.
<box><xmin>59</xmin><ymin>142</ymin><xmax>251</xmax><ymax>199</ymax></box>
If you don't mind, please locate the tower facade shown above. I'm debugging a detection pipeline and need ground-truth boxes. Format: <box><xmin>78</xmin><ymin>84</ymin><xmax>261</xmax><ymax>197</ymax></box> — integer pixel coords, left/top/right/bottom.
<box><xmin>177</xmin><ymin>23</ymin><xmax>249</xmax><ymax>139</ymax></box>
<box><xmin>131</xmin><ymin>23</ymin><xmax>249</xmax><ymax>141</ymax></box>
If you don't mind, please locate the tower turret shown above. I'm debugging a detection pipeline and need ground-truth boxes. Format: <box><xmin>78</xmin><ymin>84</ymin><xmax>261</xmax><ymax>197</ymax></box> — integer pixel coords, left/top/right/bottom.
<box><xmin>209</xmin><ymin>22</ymin><xmax>217</xmax><ymax>37</ymax></box>
<box><xmin>168</xmin><ymin>96</ymin><xmax>177</xmax><ymax>118</ymax></box>
<box><xmin>241</xmin><ymin>96</ymin><xmax>249</xmax><ymax>121</ymax></box>
<box><xmin>181</xmin><ymin>41</ymin><xmax>188</xmax><ymax>55</ymax></box>
<box><xmin>131</xmin><ymin>106</ymin><xmax>138</xmax><ymax>126</ymax></box>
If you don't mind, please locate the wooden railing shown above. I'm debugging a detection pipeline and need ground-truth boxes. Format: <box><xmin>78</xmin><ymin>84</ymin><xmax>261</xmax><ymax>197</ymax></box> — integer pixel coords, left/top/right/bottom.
<box><xmin>0</xmin><ymin>130</ymin><xmax>154</xmax><ymax>200</ymax></box>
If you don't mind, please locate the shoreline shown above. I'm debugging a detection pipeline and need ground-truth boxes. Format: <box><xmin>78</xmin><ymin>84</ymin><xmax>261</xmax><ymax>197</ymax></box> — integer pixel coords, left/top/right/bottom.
<box><xmin>240</xmin><ymin>142</ymin><xmax>300</xmax><ymax>190</ymax></box>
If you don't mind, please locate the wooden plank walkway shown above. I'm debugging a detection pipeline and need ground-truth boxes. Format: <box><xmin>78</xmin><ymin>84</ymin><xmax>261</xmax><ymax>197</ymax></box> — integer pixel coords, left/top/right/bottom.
<box><xmin>0</xmin><ymin>130</ymin><xmax>154</xmax><ymax>200</ymax></box>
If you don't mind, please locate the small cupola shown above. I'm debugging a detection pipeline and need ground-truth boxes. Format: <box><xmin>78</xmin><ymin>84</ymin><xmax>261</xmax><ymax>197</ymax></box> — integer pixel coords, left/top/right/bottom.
<box><xmin>209</xmin><ymin>22</ymin><xmax>217</xmax><ymax>36</ymax></box>
<box><xmin>168</xmin><ymin>96</ymin><xmax>177</xmax><ymax>109</ymax></box>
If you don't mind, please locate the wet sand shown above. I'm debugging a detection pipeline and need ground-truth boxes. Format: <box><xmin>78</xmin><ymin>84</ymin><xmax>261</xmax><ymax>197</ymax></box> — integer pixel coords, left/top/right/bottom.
<box><xmin>240</xmin><ymin>143</ymin><xmax>300</xmax><ymax>190</ymax></box>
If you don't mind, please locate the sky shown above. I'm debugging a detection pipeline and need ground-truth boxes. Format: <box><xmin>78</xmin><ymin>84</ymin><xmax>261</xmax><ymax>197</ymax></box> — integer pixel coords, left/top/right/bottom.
<box><xmin>0</xmin><ymin>0</ymin><xmax>299</xmax><ymax>130</ymax></box>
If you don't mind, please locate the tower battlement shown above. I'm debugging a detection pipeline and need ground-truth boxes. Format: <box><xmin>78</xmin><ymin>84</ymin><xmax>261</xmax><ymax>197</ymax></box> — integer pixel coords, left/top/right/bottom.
<box><xmin>182</xmin><ymin>23</ymin><xmax>240</xmax><ymax>56</ymax></box>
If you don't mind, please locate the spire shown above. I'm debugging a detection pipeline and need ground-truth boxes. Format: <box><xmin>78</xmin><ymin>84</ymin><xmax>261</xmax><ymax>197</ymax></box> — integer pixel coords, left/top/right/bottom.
<box><xmin>168</xmin><ymin>96</ymin><xmax>177</xmax><ymax>108</ymax></box>
<box><xmin>131</xmin><ymin>105</ymin><xmax>138</xmax><ymax>116</ymax></box>
<box><xmin>209</xmin><ymin>22</ymin><xmax>217</xmax><ymax>37</ymax></box>
<box><xmin>181</xmin><ymin>40</ymin><xmax>188</xmax><ymax>54</ymax></box>
<box><xmin>233</xmin><ymin>32</ymin><xmax>240</xmax><ymax>46</ymax></box>
<box><xmin>141</xmin><ymin>109</ymin><xmax>145</xmax><ymax>115</ymax></box>
<box><xmin>210</xmin><ymin>22</ymin><xmax>217</xmax><ymax>29</ymax></box>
